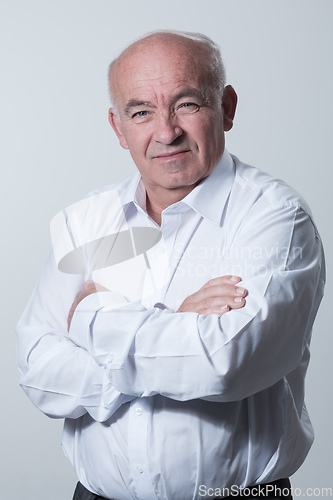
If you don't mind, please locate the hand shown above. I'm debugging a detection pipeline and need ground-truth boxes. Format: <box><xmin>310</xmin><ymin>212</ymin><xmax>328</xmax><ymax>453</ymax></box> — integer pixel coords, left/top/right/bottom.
<box><xmin>67</xmin><ymin>280</ymin><xmax>108</xmax><ymax>331</ymax></box>
<box><xmin>177</xmin><ymin>275</ymin><xmax>247</xmax><ymax>316</ymax></box>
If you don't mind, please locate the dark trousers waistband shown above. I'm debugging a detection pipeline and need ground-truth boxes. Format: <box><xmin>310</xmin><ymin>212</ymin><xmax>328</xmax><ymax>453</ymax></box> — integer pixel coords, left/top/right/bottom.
<box><xmin>72</xmin><ymin>482</ymin><xmax>111</xmax><ymax>500</ymax></box>
<box><xmin>73</xmin><ymin>477</ymin><xmax>293</xmax><ymax>500</ymax></box>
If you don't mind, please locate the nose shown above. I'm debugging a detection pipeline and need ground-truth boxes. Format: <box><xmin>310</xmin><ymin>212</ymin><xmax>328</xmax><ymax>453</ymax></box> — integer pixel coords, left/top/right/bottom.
<box><xmin>153</xmin><ymin>113</ymin><xmax>183</xmax><ymax>145</ymax></box>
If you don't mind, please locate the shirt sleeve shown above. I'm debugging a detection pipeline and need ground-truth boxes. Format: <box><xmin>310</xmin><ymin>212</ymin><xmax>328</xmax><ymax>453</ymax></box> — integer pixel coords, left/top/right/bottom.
<box><xmin>16</xmin><ymin>249</ymin><xmax>135</xmax><ymax>421</ymax></box>
<box><xmin>68</xmin><ymin>204</ymin><xmax>325</xmax><ymax>402</ymax></box>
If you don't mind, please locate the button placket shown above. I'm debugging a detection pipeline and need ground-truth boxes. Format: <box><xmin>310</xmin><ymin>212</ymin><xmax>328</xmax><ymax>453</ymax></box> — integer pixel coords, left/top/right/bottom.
<box><xmin>128</xmin><ymin>399</ymin><xmax>158</xmax><ymax>499</ymax></box>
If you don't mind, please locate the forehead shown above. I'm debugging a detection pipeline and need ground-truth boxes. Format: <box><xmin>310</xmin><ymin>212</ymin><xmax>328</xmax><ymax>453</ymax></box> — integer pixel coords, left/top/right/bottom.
<box><xmin>112</xmin><ymin>39</ymin><xmax>207</xmax><ymax>105</ymax></box>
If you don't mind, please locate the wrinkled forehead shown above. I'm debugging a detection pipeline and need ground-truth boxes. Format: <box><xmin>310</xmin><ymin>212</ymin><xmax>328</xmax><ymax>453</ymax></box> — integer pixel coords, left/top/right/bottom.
<box><xmin>110</xmin><ymin>36</ymin><xmax>211</xmax><ymax>106</ymax></box>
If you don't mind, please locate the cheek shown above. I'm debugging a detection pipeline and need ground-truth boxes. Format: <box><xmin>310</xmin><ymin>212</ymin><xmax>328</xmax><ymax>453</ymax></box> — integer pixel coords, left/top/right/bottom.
<box><xmin>126</xmin><ymin>127</ymin><xmax>151</xmax><ymax>157</ymax></box>
<box><xmin>193</xmin><ymin>126</ymin><xmax>214</xmax><ymax>155</ymax></box>
<box><xmin>183</xmin><ymin>116</ymin><xmax>215</xmax><ymax>146</ymax></box>
<box><xmin>201</xmin><ymin>119</ymin><xmax>223</xmax><ymax>147</ymax></box>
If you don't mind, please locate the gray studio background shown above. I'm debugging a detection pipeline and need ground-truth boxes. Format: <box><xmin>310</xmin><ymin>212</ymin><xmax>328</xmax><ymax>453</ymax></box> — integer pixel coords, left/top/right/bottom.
<box><xmin>1</xmin><ymin>1</ymin><xmax>332</xmax><ymax>498</ymax></box>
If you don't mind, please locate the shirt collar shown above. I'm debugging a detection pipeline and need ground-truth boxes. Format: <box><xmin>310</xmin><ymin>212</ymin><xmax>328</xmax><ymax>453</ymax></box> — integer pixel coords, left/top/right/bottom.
<box><xmin>117</xmin><ymin>149</ymin><xmax>235</xmax><ymax>227</ymax></box>
<box><xmin>117</xmin><ymin>171</ymin><xmax>145</xmax><ymax>209</ymax></box>
<box><xmin>181</xmin><ymin>149</ymin><xmax>235</xmax><ymax>226</ymax></box>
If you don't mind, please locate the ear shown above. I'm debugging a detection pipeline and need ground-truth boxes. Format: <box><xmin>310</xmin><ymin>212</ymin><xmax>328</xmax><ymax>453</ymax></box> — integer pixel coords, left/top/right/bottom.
<box><xmin>108</xmin><ymin>108</ymin><xmax>129</xmax><ymax>150</ymax></box>
<box><xmin>222</xmin><ymin>85</ymin><xmax>238</xmax><ymax>132</ymax></box>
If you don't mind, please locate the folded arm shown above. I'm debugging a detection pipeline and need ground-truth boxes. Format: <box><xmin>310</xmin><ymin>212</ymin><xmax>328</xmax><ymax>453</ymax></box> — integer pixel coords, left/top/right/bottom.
<box><xmin>68</xmin><ymin>206</ymin><xmax>325</xmax><ymax>402</ymax></box>
<box><xmin>17</xmin><ymin>252</ymin><xmax>245</xmax><ymax>420</ymax></box>
<box><xmin>16</xmin><ymin>255</ymin><xmax>135</xmax><ymax>421</ymax></box>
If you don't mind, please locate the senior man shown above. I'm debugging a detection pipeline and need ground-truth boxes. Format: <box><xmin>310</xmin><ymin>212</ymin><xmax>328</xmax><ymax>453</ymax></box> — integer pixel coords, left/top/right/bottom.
<box><xmin>17</xmin><ymin>31</ymin><xmax>325</xmax><ymax>500</ymax></box>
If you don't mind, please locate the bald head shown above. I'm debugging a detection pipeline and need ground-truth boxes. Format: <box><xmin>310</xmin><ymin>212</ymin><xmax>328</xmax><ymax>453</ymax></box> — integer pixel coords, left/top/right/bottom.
<box><xmin>108</xmin><ymin>31</ymin><xmax>226</xmax><ymax>112</ymax></box>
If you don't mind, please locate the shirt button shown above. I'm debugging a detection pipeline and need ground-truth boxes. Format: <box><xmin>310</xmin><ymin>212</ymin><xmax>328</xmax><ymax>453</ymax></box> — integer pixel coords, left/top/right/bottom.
<box><xmin>135</xmin><ymin>407</ymin><xmax>143</xmax><ymax>415</ymax></box>
<box><xmin>136</xmin><ymin>465</ymin><xmax>144</xmax><ymax>474</ymax></box>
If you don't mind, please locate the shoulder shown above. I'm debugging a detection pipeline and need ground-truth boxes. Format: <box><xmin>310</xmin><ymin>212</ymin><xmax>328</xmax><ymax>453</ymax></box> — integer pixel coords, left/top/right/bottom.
<box><xmin>83</xmin><ymin>174</ymin><xmax>138</xmax><ymax>202</ymax></box>
<box><xmin>56</xmin><ymin>174</ymin><xmax>140</xmax><ymax>244</ymax></box>
<box><xmin>230</xmin><ymin>154</ymin><xmax>313</xmax><ymax>218</ymax></box>
<box><xmin>65</xmin><ymin>173</ymin><xmax>140</xmax><ymax>217</ymax></box>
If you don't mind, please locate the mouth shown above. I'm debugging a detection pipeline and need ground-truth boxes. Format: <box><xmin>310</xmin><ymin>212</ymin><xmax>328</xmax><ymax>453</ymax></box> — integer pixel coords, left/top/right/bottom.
<box><xmin>154</xmin><ymin>150</ymin><xmax>190</xmax><ymax>161</ymax></box>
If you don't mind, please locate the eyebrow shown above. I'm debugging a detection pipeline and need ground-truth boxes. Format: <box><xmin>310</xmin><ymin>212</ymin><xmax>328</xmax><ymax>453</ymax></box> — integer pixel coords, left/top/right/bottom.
<box><xmin>123</xmin><ymin>87</ymin><xmax>206</xmax><ymax>117</ymax></box>
<box><xmin>124</xmin><ymin>99</ymin><xmax>155</xmax><ymax>117</ymax></box>
<box><xmin>173</xmin><ymin>87</ymin><xmax>206</xmax><ymax>102</ymax></box>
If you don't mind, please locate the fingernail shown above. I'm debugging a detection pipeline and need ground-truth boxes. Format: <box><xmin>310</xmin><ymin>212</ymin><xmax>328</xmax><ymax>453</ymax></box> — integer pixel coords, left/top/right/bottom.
<box><xmin>229</xmin><ymin>276</ymin><xmax>239</xmax><ymax>282</ymax></box>
<box><xmin>221</xmin><ymin>304</ymin><xmax>229</xmax><ymax>310</ymax></box>
<box><xmin>236</xmin><ymin>287</ymin><xmax>245</xmax><ymax>295</ymax></box>
<box><xmin>234</xmin><ymin>297</ymin><xmax>244</xmax><ymax>303</ymax></box>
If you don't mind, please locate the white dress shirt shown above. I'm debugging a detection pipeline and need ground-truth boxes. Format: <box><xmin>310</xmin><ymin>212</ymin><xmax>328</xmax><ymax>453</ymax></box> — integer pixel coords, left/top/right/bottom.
<box><xmin>17</xmin><ymin>150</ymin><xmax>325</xmax><ymax>500</ymax></box>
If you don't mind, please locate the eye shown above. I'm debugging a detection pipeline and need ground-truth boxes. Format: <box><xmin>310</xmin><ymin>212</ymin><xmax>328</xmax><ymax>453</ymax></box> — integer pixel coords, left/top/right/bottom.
<box><xmin>133</xmin><ymin>110</ymin><xmax>148</xmax><ymax>118</ymax></box>
<box><xmin>131</xmin><ymin>109</ymin><xmax>151</xmax><ymax>123</ymax></box>
<box><xmin>178</xmin><ymin>102</ymin><xmax>200</xmax><ymax>114</ymax></box>
<box><xmin>131</xmin><ymin>110</ymin><xmax>148</xmax><ymax>121</ymax></box>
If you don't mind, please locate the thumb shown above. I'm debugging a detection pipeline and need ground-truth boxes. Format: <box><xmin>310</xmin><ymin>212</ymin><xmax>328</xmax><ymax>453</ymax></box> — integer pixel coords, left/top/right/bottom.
<box><xmin>84</xmin><ymin>280</ymin><xmax>108</xmax><ymax>293</ymax></box>
<box><xmin>84</xmin><ymin>280</ymin><xmax>97</xmax><ymax>292</ymax></box>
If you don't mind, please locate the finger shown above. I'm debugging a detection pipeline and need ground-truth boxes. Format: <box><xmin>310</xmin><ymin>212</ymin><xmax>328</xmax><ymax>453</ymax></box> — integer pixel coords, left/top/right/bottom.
<box><xmin>199</xmin><ymin>304</ymin><xmax>231</xmax><ymax>316</ymax></box>
<box><xmin>199</xmin><ymin>284</ymin><xmax>247</xmax><ymax>302</ymax></box>
<box><xmin>178</xmin><ymin>285</ymin><xmax>247</xmax><ymax>313</ymax></box>
<box><xmin>220</xmin><ymin>305</ymin><xmax>230</xmax><ymax>316</ymax></box>
<box><xmin>201</xmin><ymin>275</ymin><xmax>242</xmax><ymax>289</ymax></box>
<box><xmin>197</xmin><ymin>295</ymin><xmax>246</xmax><ymax>314</ymax></box>
<box><xmin>197</xmin><ymin>298</ymin><xmax>247</xmax><ymax>316</ymax></box>
<box><xmin>220</xmin><ymin>293</ymin><xmax>246</xmax><ymax>309</ymax></box>
<box><xmin>219</xmin><ymin>285</ymin><xmax>247</xmax><ymax>297</ymax></box>
<box><xmin>229</xmin><ymin>296</ymin><xmax>246</xmax><ymax>308</ymax></box>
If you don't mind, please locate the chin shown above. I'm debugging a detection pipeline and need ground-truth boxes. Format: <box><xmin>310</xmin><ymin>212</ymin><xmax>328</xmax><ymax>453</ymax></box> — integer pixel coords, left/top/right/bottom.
<box><xmin>165</xmin><ymin>178</ymin><xmax>201</xmax><ymax>193</ymax></box>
